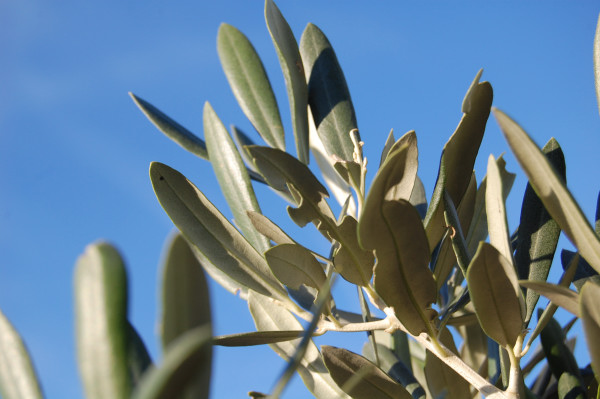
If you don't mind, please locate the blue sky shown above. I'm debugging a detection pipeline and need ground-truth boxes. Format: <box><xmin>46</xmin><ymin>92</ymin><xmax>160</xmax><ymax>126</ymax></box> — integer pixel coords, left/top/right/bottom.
<box><xmin>3</xmin><ymin>1</ymin><xmax>600</xmax><ymax>398</ymax></box>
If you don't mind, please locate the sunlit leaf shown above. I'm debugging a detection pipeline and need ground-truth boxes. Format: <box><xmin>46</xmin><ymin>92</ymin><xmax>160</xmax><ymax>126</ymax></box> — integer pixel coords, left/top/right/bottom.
<box><xmin>217</xmin><ymin>23</ymin><xmax>284</xmax><ymax>150</ymax></box>
<box><xmin>494</xmin><ymin>108</ymin><xmax>600</xmax><ymax>274</ymax></box>
<box><xmin>129</xmin><ymin>93</ymin><xmax>208</xmax><ymax>160</ymax></box>
<box><xmin>0</xmin><ymin>308</ymin><xmax>43</xmax><ymax>399</ymax></box>
<box><xmin>372</xmin><ymin>200</ymin><xmax>437</xmax><ymax>336</ymax></box>
<box><xmin>265</xmin><ymin>0</ymin><xmax>309</xmax><ymax>163</ymax></box>
<box><xmin>150</xmin><ymin>162</ymin><xmax>286</xmax><ymax>300</ymax></box>
<box><xmin>425</xmin><ymin>328</ymin><xmax>471</xmax><ymax>399</ymax></box>
<box><xmin>300</xmin><ymin>23</ymin><xmax>357</xmax><ymax>161</ymax></box>
<box><xmin>519</xmin><ymin>281</ymin><xmax>580</xmax><ymax>317</ymax></box>
<box><xmin>424</xmin><ymin>72</ymin><xmax>493</xmax><ymax>250</ymax></box>
<box><xmin>213</xmin><ymin>330</ymin><xmax>306</xmax><ymax>347</ymax></box>
<box><xmin>379</xmin><ymin>129</ymin><xmax>395</xmax><ymax>168</ymax></box>
<box><xmin>515</xmin><ymin>138</ymin><xmax>565</xmax><ymax>324</ymax></box>
<box><xmin>265</xmin><ymin>243</ymin><xmax>327</xmax><ymax>290</ymax></box>
<box><xmin>131</xmin><ymin>326</ymin><xmax>212</xmax><ymax>399</ymax></box>
<box><xmin>204</xmin><ymin>102</ymin><xmax>270</xmax><ymax>253</ymax></box>
<box><xmin>580</xmin><ymin>281</ymin><xmax>600</xmax><ymax>380</ymax></box>
<box><xmin>248</xmin><ymin>291</ymin><xmax>349</xmax><ymax>398</ymax></box>
<box><xmin>321</xmin><ymin>346</ymin><xmax>412</xmax><ymax>399</ymax></box>
<box><xmin>247</xmin><ymin>210</ymin><xmax>295</xmax><ymax>245</ymax></box>
<box><xmin>467</xmin><ymin>242</ymin><xmax>524</xmax><ymax>348</ymax></box>
<box><xmin>75</xmin><ymin>242</ymin><xmax>130</xmax><ymax>399</ymax></box>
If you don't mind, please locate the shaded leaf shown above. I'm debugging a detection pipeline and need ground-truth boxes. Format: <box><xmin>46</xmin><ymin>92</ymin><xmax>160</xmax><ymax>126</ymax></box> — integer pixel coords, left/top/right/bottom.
<box><xmin>579</xmin><ymin>281</ymin><xmax>600</xmax><ymax>380</ymax></box>
<box><xmin>557</xmin><ymin>372</ymin><xmax>586</xmax><ymax>399</ymax></box>
<box><xmin>494</xmin><ymin>109</ymin><xmax>600</xmax><ymax>274</ymax></box>
<box><xmin>379</xmin><ymin>129</ymin><xmax>395</xmax><ymax>168</ymax></box>
<box><xmin>372</xmin><ymin>200</ymin><xmax>437</xmax><ymax>336</ymax></box>
<box><xmin>519</xmin><ymin>281</ymin><xmax>580</xmax><ymax>317</ymax></box>
<box><xmin>540</xmin><ymin>316</ymin><xmax>581</xmax><ymax>383</ymax></box>
<box><xmin>321</xmin><ymin>346</ymin><xmax>411</xmax><ymax>399</ymax></box>
<box><xmin>213</xmin><ymin>330</ymin><xmax>306</xmax><ymax>347</ymax></box>
<box><xmin>265</xmin><ymin>0</ymin><xmax>309</xmax><ymax>163</ymax></box>
<box><xmin>561</xmin><ymin>249</ymin><xmax>598</xmax><ymax>291</ymax></box>
<box><xmin>204</xmin><ymin>102</ymin><xmax>270</xmax><ymax>253</ymax></box>
<box><xmin>425</xmin><ymin>72</ymin><xmax>493</xmax><ymax>251</ymax></box>
<box><xmin>248</xmin><ymin>291</ymin><xmax>349</xmax><ymax>399</ymax></box>
<box><xmin>129</xmin><ymin>93</ymin><xmax>208</xmax><ymax>159</ymax></box>
<box><xmin>247</xmin><ymin>210</ymin><xmax>295</xmax><ymax>245</ymax></box>
<box><xmin>217</xmin><ymin>23</ymin><xmax>284</xmax><ymax>150</ymax></box>
<box><xmin>127</xmin><ymin>322</ymin><xmax>153</xmax><ymax>387</ymax></box>
<box><xmin>332</xmin><ymin>215</ymin><xmax>374</xmax><ymax>285</ymax></box>
<box><xmin>425</xmin><ymin>328</ymin><xmax>471</xmax><ymax>399</ymax></box>
<box><xmin>265</xmin><ymin>243</ymin><xmax>327</xmax><ymax>290</ymax></box>
<box><xmin>131</xmin><ymin>326</ymin><xmax>212</xmax><ymax>399</ymax></box>
<box><xmin>467</xmin><ymin>242</ymin><xmax>524</xmax><ymax>348</ymax></box>
<box><xmin>75</xmin><ymin>242</ymin><xmax>130</xmax><ymax>399</ymax></box>
<box><xmin>0</xmin><ymin>308</ymin><xmax>44</xmax><ymax>399</ymax></box>
<box><xmin>515</xmin><ymin>138</ymin><xmax>565</xmax><ymax>324</ymax></box>
<box><xmin>409</xmin><ymin>176</ymin><xmax>428</xmax><ymax>220</ymax></box>
<box><xmin>150</xmin><ymin>162</ymin><xmax>286</xmax><ymax>300</ymax></box>
<box><xmin>300</xmin><ymin>23</ymin><xmax>357</xmax><ymax>161</ymax></box>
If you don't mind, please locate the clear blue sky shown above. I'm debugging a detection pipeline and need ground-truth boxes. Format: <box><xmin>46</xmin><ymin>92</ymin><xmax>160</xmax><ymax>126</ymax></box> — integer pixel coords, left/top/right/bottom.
<box><xmin>2</xmin><ymin>1</ymin><xmax>600</xmax><ymax>398</ymax></box>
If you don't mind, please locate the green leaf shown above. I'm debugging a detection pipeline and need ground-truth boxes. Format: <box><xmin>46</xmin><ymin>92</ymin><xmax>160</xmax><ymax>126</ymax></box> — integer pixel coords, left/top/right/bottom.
<box><xmin>300</xmin><ymin>23</ymin><xmax>357</xmax><ymax>161</ymax></box>
<box><xmin>321</xmin><ymin>346</ymin><xmax>412</xmax><ymax>399</ymax></box>
<box><xmin>204</xmin><ymin>102</ymin><xmax>270</xmax><ymax>253</ymax></box>
<box><xmin>409</xmin><ymin>176</ymin><xmax>428</xmax><ymax>220</ymax></box>
<box><xmin>379</xmin><ymin>129</ymin><xmax>396</xmax><ymax>168</ymax></box>
<box><xmin>424</xmin><ymin>328</ymin><xmax>471</xmax><ymax>399</ymax></box>
<box><xmin>75</xmin><ymin>242</ymin><xmax>130</xmax><ymax>399</ymax></box>
<box><xmin>129</xmin><ymin>93</ymin><xmax>208</xmax><ymax>160</ymax></box>
<box><xmin>332</xmin><ymin>215</ymin><xmax>374</xmax><ymax>285</ymax></box>
<box><xmin>486</xmin><ymin>154</ymin><xmax>513</xmax><ymax>265</ymax></box>
<box><xmin>265</xmin><ymin>243</ymin><xmax>327</xmax><ymax>290</ymax></box>
<box><xmin>515</xmin><ymin>138</ymin><xmax>565</xmax><ymax>324</ymax></box>
<box><xmin>213</xmin><ymin>330</ymin><xmax>306</xmax><ymax>347</ymax></box>
<box><xmin>466</xmin><ymin>242</ymin><xmax>524</xmax><ymax>348</ymax></box>
<box><xmin>127</xmin><ymin>322</ymin><xmax>153</xmax><ymax>387</ymax></box>
<box><xmin>149</xmin><ymin>162</ymin><xmax>286</xmax><ymax>300</ymax></box>
<box><xmin>540</xmin><ymin>316</ymin><xmax>582</xmax><ymax>383</ymax></box>
<box><xmin>0</xmin><ymin>308</ymin><xmax>44</xmax><ymax>399</ymax></box>
<box><xmin>424</xmin><ymin>72</ymin><xmax>493</xmax><ymax>250</ymax></box>
<box><xmin>217</xmin><ymin>23</ymin><xmax>285</xmax><ymax>150</ymax></box>
<box><xmin>131</xmin><ymin>326</ymin><xmax>212</xmax><ymax>399</ymax></box>
<box><xmin>557</xmin><ymin>372</ymin><xmax>586</xmax><ymax>399</ymax></box>
<box><xmin>372</xmin><ymin>200</ymin><xmax>437</xmax><ymax>336</ymax></box>
<box><xmin>247</xmin><ymin>210</ymin><xmax>295</xmax><ymax>245</ymax></box>
<box><xmin>494</xmin><ymin>108</ymin><xmax>600</xmax><ymax>274</ymax></box>
<box><xmin>519</xmin><ymin>281</ymin><xmax>580</xmax><ymax>317</ymax></box>
<box><xmin>161</xmin><ymin>234</ymin><xmax>212</xmax><ymax>355</ymax></box>
<box><xmin>265</xmin><ymin>0</ymin><xmax>309</xmax><ymax>163</ymax></box>
<box><xmin>248</xmin><ymin>291</ymin><xmax>349</xmax><ymax>399</ymax></box>
<box><xmin>579</xmin><ymin>281</ymin><xmax>600</xmax><ymax>380</ymax></box>
<box><xmin>595</xmin><ymin>13</ymin><xmax>600</xmax><ymax>118</ymax></box>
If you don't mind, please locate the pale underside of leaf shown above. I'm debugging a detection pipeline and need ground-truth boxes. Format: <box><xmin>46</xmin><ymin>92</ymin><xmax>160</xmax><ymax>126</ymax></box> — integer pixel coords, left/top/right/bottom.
<box><xmin>580</xmin><ymin>281</ymin><xmax>600</xmax><ymax>380</ymax></box>
<box><xmin>519</xmin><ymin>281</ymin><xmax>580</xmax><ymax>317</ymax></box>
<box><xmin>265</xmin><ymin>243</ymin><xmax>327</xmax><ymax>290</ymax></box>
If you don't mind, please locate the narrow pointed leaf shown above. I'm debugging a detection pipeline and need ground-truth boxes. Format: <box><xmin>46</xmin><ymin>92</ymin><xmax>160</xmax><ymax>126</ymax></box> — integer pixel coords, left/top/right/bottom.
<box><xmin>217</xmin><ymin>23</ymin><xmax>284</xmax><ymax>150</ymax></box>
<box><xmin>131</xmin><ymin>326</ymin><xmax>212</xmax><ymax>399</ymax></box>
<box><xmin>494</xmin><ymin>108</ymin><xmax>600</xmax><ymax>273</ymax></box>
<box><xmin>515</xmin><ymin>138</ymin><xmax>565</xmax><ymax>324</ymax></box>
<box><xmin>190</xmin><ymin>247</ymin><xmax>248</xmax><ymax>298</ymax></box>
<box><xmin>321</xmin><ymin>346</ymin><xmax>412</xmax><ymax>399</ymax></box>
<box><xmin>486</xmin><ymin>154</ymin><xmax>513</xmax><ymax>266</ymax></box>
<box><xmin>372</xmin><ymin>200</ymin><xmax>437</xmax><ymax>336</ymax></box>
<box><xmin>0</xmin><ymin>309</ymin><xmax>43</xmax><ymax>399</ymax></box>
<box><xmin>204</xmin><ymin>102</ymin><xmax>270</xmax><ymax>253</ymax></box>
<box><xmin>213</xmin><ymin>330</ymin><xmax>306</xmax><ymax>347</ymax></box>
<box><xmin>409</xmin><ymin>176</ymin><xmax>427</xmax><ymax>219</ymax></box>
<box><xmin>561</xmin><ymin>249</ymin><xmax>598</xmax><ymax>290</ymax></box>
<box><xmin>247</xmin><ymin>211</ymin><xmax>295</xmax><ymax>245</ymax></box>
<box><xmin>595</xmin><ymin>13</ymin><xmax>600</xmax><ymax>117</ymax></box>
<box><xmin>540</xmin><ymin>317</ymin><xmax>581</xmax><ymax>382</ymax></box>
<box><xmin>300</xmin><ymin>23</ymin><xmax>357</xmax><ymax>161</ymax></box>
<box><xmin>467</xmin><ymin>242</ymin><xmax>524</xmax><ymax>348</ymax></box>
<box><xmin>580</xmin><ymin>281</ymin><xmax>600</xmax><ymax>381</ymax></box>
<box><xmin>129</xmin><ymin>93</ymin><xmax>208</xmax><ymax>159</ymax></box>
<box><xmin>75</xmin><ymin>242</ymin><xmax>130</xmax><ymax>399</ymax></box>
<box><xmin>127</xmin><ymin>322</ymin><xmax>153</xmax><ymax>387</ymax></box>
<box><xmin>379</xmin><ymin>129</ymin><xmax>396</xmax><ymax>167</ymax></box>
<box><xmin>150</xmin><ymin>162</ymin><xmax>286</xmax><ymax>300</ymax></box>
<box><xmin>265</xmin><ymin>243</ymin><xmax>327</xmax><ymax>290</ymax></box>
<box><xmin>425</xmin><ymin>73</ymin><xmax>493</xmax><ymax>250</ymax></box>
<box><xmin>519</xmin><ymin>281</ymin><xmax>580</xmax><ymax>317</ymax></box>
<box><xmin>265</xmin><ymin>0</ymin><xmax>309</xmax><ymax>163</ymax></box>
<box><xmin>248</xmin><ymin>291</ymin><xmax>349</xmax><ymax>399</ymax></box>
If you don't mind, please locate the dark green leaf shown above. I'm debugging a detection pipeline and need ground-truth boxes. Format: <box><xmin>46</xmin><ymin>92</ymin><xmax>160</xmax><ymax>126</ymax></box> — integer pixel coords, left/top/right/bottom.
<box><xmin>217</xmin><ymin>23</ymin><xmax>284</xmax><ymax>150</ymax></box>
<box><xmin>0</xmin><ymin>308</ymin><xmax>44</xmax><ymax>399</ymax></box>
<box><xmin>149</xmin><ymin>162</ymin><xmax>286</xmax><ymax>300</ymax></box>
<box><xmin>204</xmin><ymin>102</ymin><xmax>270</xmax><ymax>253</ymax></box>
<box><xmin>558</xmin><ymin>372</ymin><xmax>586</xmax><ymax>399</ymax></box>
<box><xmin>321</xmin><ymin>346</ymin><xmax>412</xmax><ymax>399</ymax></box>
<box><xmin>131</xmin><ymin>326</ymin><xmax>212</xmax><ymax>399</ymax></box>
<box><xmin>129</xmin><ymin>93</ymin><xmax>208</xmax><ymax>159</ymax></box>
<box><xmin>213</xmin><ymin>330</ymin><xmax>306</xmax><ymax>347</ymax></box>
<box><xmin>540</xmin><ymin>317</ymin><xmax>581</xmax><ymax>382</ymax></box>
<box><xmin>75</xmin><ymin>242</ymin><xmax>130</xmax><ymax>399</ymax></box>
<box><xmin>265</xmin><ymin>243</ymin><xmax>327</xmax><ymax>290</ymax></box>
<box><xmin>515</xmin><ymin>138</ymin><xmax>565</xmax><ymax>324</ymax></box>
<box><xmin>424</xmin><ymin>72</ymin><xmax>493</xmax><ymax>251</ymax></box>
<box><xmin>127</xmin><ymin>322</ymin><xmax>153</xmax><ymax>387</ymax></box>
<box><xmin>265</xmin><ymin>0</ymin><xmax>309</xmax><ymax>163</ymax></box>
<box><xmin>372</xmin><ymin>200</ymin><xmax>437</xmax><ymax>336</ymax></box>
<box><xmin>467</xmin><ymin>242</ymin><xmax>524</xmax><ymax>348</ymax></box>
<box><xmin>300</xmin><ymin>23</ymin><xmax>357</xmax><ymax>161</ymax></box>
<box><xmin>562</xmin><ymin>249</ymin><xmax>598</xmax><ymax>291</ymax></box>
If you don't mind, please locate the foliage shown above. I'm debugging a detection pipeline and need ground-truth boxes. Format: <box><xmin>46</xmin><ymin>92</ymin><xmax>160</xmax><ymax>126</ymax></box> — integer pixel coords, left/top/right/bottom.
<box><xmin>1</xmin><ymin>2</ymin><xmax>600</xmax><ymax>399</ymax></box>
